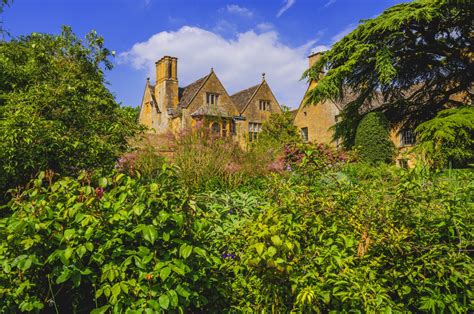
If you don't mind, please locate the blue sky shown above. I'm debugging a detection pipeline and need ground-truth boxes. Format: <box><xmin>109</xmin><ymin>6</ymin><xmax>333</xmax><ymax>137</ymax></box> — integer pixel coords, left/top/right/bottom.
<box><xmin>3</xmin><ymin>0</ymin><xmax>405</xmax><ymax>108</ymax></box>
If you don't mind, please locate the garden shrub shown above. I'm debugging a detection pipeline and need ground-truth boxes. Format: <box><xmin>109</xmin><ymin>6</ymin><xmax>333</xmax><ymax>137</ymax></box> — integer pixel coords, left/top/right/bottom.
<box><xmin>1</xmin><ymin>158</ymin><xmax>472</xmax><ymax>313</ymax></box>
<box><xmin>416</xmin><ymin>105</ymin><xmax>474</xmax><ymax>169</ymax></box>
<box><xmin>170</xmin><ymin>123</ymin><xmax>280</xmax><ymax>191</ymax></box>
<box><xmin>199</xmin><ymin>167</ymin><xmax>473</xmax><ymax>313</ymax></box>
<box><xmin>0</xmin><ymin>169</ymin><xmax>224</xmax><ymax>312</ymax></box>
<box><xmin>355</xmin><ymin>112</ymin><xmax>395</xmax><ymax>164</ymax></box>
<box><xmin>0</xmin><ymin>27</ymin><xmax>141</xmax><ymax>199</ymax></box>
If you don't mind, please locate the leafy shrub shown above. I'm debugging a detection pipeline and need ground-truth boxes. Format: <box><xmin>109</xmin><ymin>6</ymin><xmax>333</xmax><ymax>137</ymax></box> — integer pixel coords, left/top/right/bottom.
<box><xmin>0</xmin><ymin>169</ymin><xmax>222</xmax><ymax>312</ymax></box>
<box><xmin>1</xmin><ymin>157</ymin><xmax>472</xmax><ymax>312</ymax></box>
<box><xmin>200</xmin><ymin>167</ymin><xmax>473</xmax><ymax>313</ymax></box>
<box><xmin>284</xmin><ymin>142</ymin><xmax>353</xmax><ymax>174</ymax></box>
<box><xmin>258</xmin><ymin>107</ymin><xmax>301</xmax><ymax>148</ymax></box>
<box><xmin>416</xmin><ymin>106</ymin><xmax>474</xmax><ymax>168</ymax></box>
<box><xmin>0</xmin><ymin>27</ymin><xmax>141</xmax><ymax>200</ymax></box>
<box><xmin>355</xmin><ymin>112</ymin><xmax>395</xmax><ymax>164</ymax></box>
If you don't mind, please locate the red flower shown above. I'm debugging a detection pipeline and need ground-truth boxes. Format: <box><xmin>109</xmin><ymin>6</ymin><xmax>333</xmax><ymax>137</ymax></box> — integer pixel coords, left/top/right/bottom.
<box><xmin>95</xmin><ymin>187</ymin><xmax>104</xmax><ymax>199</ymax></box>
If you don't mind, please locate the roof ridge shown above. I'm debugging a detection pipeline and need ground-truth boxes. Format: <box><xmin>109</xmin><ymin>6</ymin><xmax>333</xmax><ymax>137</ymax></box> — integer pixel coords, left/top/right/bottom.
<box><xmin>177</xmin><ymin>73</ymin><xmax>211</xmax><ymax>109</ymax></box>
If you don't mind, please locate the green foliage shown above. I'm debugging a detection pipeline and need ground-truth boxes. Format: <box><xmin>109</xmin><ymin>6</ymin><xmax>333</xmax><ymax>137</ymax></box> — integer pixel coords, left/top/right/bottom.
<box><xmin>258</xmin><ymin>106</ymin><xmax>301</xmax><ymax>148</ymax></box>
<box><xmin>0</xmin><ymin>27</ymin><xmax>140</xmax><ymax>196</ymax></box>
<box><xmin>304</xmin><ymin>0</ymin><xmax>473</xmax><ymax>147</ymax></box>
<box><xmin>416</xmin><ymin>106</ymin><xmax>474</xmax><ymax>168</ymax></box>
<box><xmin>119</xmin><ymin>106</ymin><xmax>140</xmax><ymax>123</ymax></box>
<box><xmin>171</xmin><ymin>124</ymin><xmax>279</xmax><ymax>191</ymax></box>
<box><xmin>2</xmin><ymin>159</ymin><xmax>472</xmax><ymax>312</ymax></box>
<box><xmin>0</xmin><ymin>169</ymin><xmax>221</xmax><ymax>312</ymax></box>
<box><xmin>355</xmin><ymin>112</ymin><xmax>395</xmax><ymax>164</ymax></box>
<box><xmin>132</xmin><ymin>146</ymin><xmax>166</xmax><ymax>181</ymax></box>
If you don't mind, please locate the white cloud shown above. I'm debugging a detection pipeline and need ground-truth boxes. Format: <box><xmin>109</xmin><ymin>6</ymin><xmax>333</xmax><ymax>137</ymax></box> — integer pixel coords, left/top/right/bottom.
<box><xmin>226</xmin><ymin>4</ymin><xmax>253</xmax><ymax>17</ymax></box>
<box><xmin>331</xmin><ymin>23</ymin><xmax>356</xmax><ymax>42</ymax></box>
<box><xmin>256</xmin><ymin>22</ymin><xmax>275</xmax><ymax>32</ymax></box>
<box><xmin>323</xmin><ymin>0</ymin><xmax>336</xmax><ymax>8</ymax></box>
<box><xmin>276</xmin><ymin>0</ymin><xmax>296</xmax><ymax>17</ymax></box>
<box><xmin>119</xmin><ymin>26</ymin><xmax>317</xmax><ymax>108</ymax></box>
<box><xmin>311</xmin><ymin>45</ymin><xmax>330</xmax><ymax>54</ymax></box>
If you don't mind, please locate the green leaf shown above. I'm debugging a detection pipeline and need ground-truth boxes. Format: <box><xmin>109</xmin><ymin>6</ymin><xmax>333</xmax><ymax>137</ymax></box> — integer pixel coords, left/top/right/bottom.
<box><xmin>255</xmin><ymin>242</ymin><xmax>265</xmax><ymax>256</ymax></box>
<box><xmin>172</xmin><ymin>265</ymin><xmax>185</xmax><ymax>276</ymax></box>
<box><xmin>271</xmin><ymin>235</ymin><xmax>282</xmax><ymax>246</ymax></box>
<box><xmin>267</xmin><ymin>246</ymin><xmax>277</xmax><ymax>257</ymax></box>
<box><xmin>160</xmin><ymin>267</ymin><xmax>171</xmax><ymax>281</ymax></box>
<box><xmin>90</xmin><ymin>305</ymin><xmax>110</xmax><ymax>314</ymax></box>
<box><xmin>56</xmin><ymin>268</ymin><xmax>71</xmax><ymax>284</ymax></box>
<box><xmin>176</xmin><ymin>285</ymin><xmax>191</xmax><ymax>298</ymax></box>
<box><xmin>159</xmin><ymin>294</ymin><xmax>170</xmax><ymax>310</ymax></box>
<box><xmin>148</xmin><ymin>300</ymin><xmax>159</xmax><ymax>310</ymax></box>
<box><xmin>98</xmin><ymin>177</ymin><xmax>108</xmax><ymax>188</ymax></box>
<box><xmin>111</xmin><ymin>283</ymin><xmax>121</xmax><ymax>299</ymax></box>
<box><xmin>142</xmin><ymin>225</ymin><xmax>157</xmax><ymax>244</ymax></box>
<box><xmin>179</xmin><ymin>244</ymin><xmax>193</xmax><ymax>259</ymax></box>
<box><xmin>63</xmin><ymin>229</ymin><xmax>75</xmax><ymax>240</ymax></box>
<box><xmin>168</xmin><ymin>289</ymin><xmax>179</xmax><ymax>307</ymax></box>
<box><xmin>193</xmin><ymin>247</ymin><xmax>206</xmax><ymax>257</ymax></box>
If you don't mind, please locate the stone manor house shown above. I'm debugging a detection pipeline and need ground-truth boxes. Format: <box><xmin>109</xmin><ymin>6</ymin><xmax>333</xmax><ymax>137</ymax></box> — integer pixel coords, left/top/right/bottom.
<box><xmin>138</xmin><ymin>56</ymin><xmax>281</xmax><ymax>148</ymax></box>
<box><xmin>138</xmin><ymin>54</ymin><xmax>420</xmax><ymax>166</ymax></box>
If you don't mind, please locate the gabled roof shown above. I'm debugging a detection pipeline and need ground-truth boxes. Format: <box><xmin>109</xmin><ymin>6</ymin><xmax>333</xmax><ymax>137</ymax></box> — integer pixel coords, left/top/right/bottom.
<box><xmin>191</xmin><ymin>105</ymin><xmax>233</xmax><ymax>118</ymax></box>
<box><xmin>230</xmin><ymin>83</ymin><xmax>260</xmax><ymax>113</ymax></box>
<box><xmin>148</xmin><ymin>83</ymin><xmax>157</xmax><ymax>105</ymax></box>
<box><xmin>140</xmin><ymin>80</ymin><xmax>159</xmax><ymax>113</ymax></box>
<box><xmin>177</xmin><ymin>74</ymin><xmax>210</xmax><ymax>109</ymax></box>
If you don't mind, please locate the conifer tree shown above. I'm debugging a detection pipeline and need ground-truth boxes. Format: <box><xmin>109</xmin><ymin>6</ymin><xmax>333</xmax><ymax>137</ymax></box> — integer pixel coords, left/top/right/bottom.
<box><xmin>304</xmin><ymin>0</ymin><xmax>473</xmax><ymax>148</ymax></box>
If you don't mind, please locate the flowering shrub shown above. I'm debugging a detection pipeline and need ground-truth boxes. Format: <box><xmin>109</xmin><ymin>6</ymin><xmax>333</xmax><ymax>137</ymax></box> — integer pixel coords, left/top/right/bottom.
<box><xmin>169</xmin><ymin>123</ymin><xmax>280</xmax><ymax>191</ymax></box>
<box><xmin>283</xmin><ymin>142</ymin><xmax>354</xmax><ymax>172</ymax></box>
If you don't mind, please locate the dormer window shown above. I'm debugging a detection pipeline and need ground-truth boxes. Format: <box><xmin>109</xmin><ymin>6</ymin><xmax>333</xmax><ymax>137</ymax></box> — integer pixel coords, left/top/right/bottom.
<box><xmin>259</xmin><ymin>100</ymin><xmax>270</xmax><ymax>111</ymax></box>
<box><xmin>206</xmin><ymin>93</ymin><xmax>219</xmax><ymax>106</ymax></box>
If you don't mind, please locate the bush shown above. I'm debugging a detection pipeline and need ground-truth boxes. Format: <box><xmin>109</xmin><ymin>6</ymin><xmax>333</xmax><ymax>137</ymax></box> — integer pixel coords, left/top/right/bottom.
<box><xmin>0</xmin><ymin>169</ymin><xmax>222</xmax><ymax>312</ymax></box>
<box><xmin>1</xmin><ymin>164</ymin><xmax>472</xmax><ymax>312</ymax></box>
<box><xmin>355</xmin><ymin>112</ymin><xmax>395</xmax><ymax>164</ymax></box>
<box><xmin>416</xmin><ymin>106</ymin><xmax>474</xmax><ymax>169</ymax></box>
<box><xmin>0</xmin><ymin>27</ymin><xmax>141</xmax><ymax>200</ymax></box>
<box><xmin>198</xmin><ymin>167</ymin><xmax>473</xmax><ymax>312</ymax></box>
<box><xmin>170</xmin><ymin>123</ymin><xmax>280</xmax><ymax>191</ymax></box>
<box><xmin>258</xmin><ymin>107</ymin><xmax>301</xmax><ymax>148</ymax></box>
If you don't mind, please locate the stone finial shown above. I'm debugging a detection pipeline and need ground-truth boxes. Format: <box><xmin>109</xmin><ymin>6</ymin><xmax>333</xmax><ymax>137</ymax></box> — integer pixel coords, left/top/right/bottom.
<box><xmin>211</xmin><ymin>67</ymin><xmax>214</xmax><ymax>72</ymax></box>
<box><xmin>147</xmin><ymin>77</ymin><xmax>150</xmax><ymax>81</ymax></box>
<box><xmin>262</xmin><ymin>73</ymin><xmax>266</xmax><ymax>81</ymax></box>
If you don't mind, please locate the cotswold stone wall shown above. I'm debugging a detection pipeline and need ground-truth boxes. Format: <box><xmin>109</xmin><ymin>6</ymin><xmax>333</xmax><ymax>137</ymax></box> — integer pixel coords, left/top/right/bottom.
<box><xmin>293</xmin><ymin>89</ymin><xmax>340</xmax><ymax>146</ymax></box>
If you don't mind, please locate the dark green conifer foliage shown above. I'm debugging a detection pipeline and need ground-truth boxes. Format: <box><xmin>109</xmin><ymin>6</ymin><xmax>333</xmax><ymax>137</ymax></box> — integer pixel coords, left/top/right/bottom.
<box><xmin>355</xmin><ymin>112</ymin><xmax>395</xmax><ymax>164</ymax></box>
<box><xmin>304</xmin><ymin>0</ymin><xmax>473</xmax><ymax>148</ymax></box>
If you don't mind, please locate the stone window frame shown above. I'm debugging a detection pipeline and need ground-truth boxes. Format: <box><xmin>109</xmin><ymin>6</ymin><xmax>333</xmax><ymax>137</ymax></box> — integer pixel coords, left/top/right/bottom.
<box><xmin>206</xmin><ymin>93</ymin><xmax>220</xmax><ymax>106</ymax></box>
<box><xmin>301</xmin><ymin>127</ymin><xmax>309</xmax><ymax>142</ymax></box>
<box><xmin>248</xmin><ymin>122</ymin><xmax>262</xmax><ymax>143</ymax></box>
<box><xmin>259</xmin><ymin>100</ymin><xmax>271</xmax><ymax>111</ymax></box>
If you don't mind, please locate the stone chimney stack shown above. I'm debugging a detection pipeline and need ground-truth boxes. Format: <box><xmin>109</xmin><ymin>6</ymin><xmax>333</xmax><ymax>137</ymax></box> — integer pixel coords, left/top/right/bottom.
<box><xmin>308</xmin><ymin>51</ymin><xmax>324</xmax><ymax>68</ymax></box>
<box><xmin>155</xmin><ymin>56</ymin><xmax>179</xmax><ymax>110</ymax></box>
